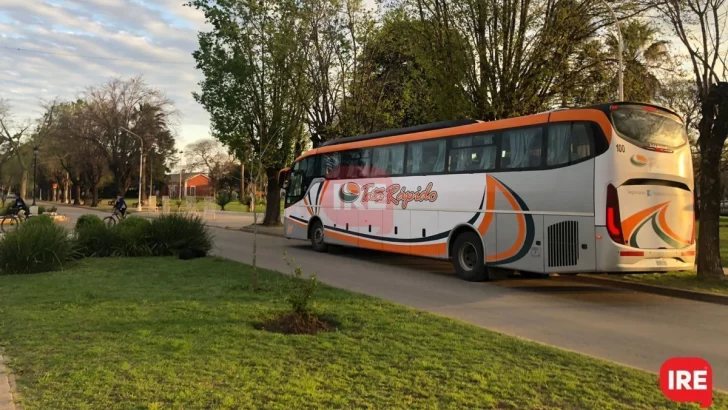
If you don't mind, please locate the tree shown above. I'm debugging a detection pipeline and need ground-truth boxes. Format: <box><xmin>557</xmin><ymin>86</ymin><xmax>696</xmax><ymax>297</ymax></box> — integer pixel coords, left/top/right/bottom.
<box><xmin>185</xmin><ymin>139</ymin><xmax>235</xmax><ymax>195</ymax></box>
<box><xmin>189</xmin><ymin>0</ymin><xmax>305</xmax><ymax>226</ymax></box>
<box><xmin>0</xmin><ymin>98</ymin><xmax>57</xmax><ymax>199</ymax></box>
<box><xmin>606</xmin><ymin>20</ymin><xmax>671</xmax><ymax>102</ymax></box>
<box><xmin>338</xmin><ymin>10</ymin><xmax>472</xmax><ymax>135</ymax></box>
<box><xmin>83</xmin><ymin>76</ymin><xmax>176</xmax><ymax>196</ymax></box>
<box><xmin>659</xmin><ymin>0</ymin><xmax>727</xmax><ymax>280</ymax></box>
<box><xmin>296</xmin><ymin>0</ymin><xmax>348</xmax><ymax>147</ymax></box>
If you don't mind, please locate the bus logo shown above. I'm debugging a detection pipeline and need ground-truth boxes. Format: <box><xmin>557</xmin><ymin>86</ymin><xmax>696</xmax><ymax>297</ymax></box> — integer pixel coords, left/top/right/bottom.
<box><xmin>630</xmin><ymin>154</ymin><xmax>648</xmax><ymax>167</ymax></box>
<box><xmin>339</xmin><ymin>182</ymin><xmax>361</xmax><ymax>203</ymax></box>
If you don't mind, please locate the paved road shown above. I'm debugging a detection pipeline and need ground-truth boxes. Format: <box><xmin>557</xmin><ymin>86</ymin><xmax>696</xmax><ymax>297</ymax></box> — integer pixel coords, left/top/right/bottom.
<box><xmin>55</xmin><ymin>205</ymin><xmax>728</xmax><ymax>390</ymax></box>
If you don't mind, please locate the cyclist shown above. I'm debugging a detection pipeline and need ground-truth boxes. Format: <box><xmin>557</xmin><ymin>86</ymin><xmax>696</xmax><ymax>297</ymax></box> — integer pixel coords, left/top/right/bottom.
<box><xmin>113</xmin><ymin>195</ymin><xmax>128</xmax><ymax>218</ymax></box>
<box><xmin>10</xmin><ymin>192</ymin><xmax>30</xmax><ymax>217</ymax></box>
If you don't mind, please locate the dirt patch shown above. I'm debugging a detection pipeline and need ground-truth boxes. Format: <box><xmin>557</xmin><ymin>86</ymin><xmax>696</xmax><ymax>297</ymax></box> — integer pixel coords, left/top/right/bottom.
<box><xmin>256</xmin><ymin>312</ymin><xmax>337</xmax><ymax>335</ymax></box>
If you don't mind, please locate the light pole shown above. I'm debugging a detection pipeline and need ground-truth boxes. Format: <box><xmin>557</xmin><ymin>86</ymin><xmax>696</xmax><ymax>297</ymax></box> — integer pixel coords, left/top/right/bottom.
<box><xmin>120</xmin><ymin>126</ymin><xmax>144</xmax><ymax>212</ymax></box>
<box><xmin>600</xmin><ymin>0</ymin><xmax>623</xmax><ymax>101</ymax></box>
<box><xmin>32</xmin><ymin>146</ymin><xmax>38</xmax><ymax>206</ymax></box>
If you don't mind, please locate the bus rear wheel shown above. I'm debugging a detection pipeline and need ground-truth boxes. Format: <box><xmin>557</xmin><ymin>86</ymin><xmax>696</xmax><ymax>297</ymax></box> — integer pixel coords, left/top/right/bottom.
<box><xmin>309</xmin><ymin>220</ymin><xmax>328</xmax><ymax>253</ymax></box>
<box><xmin>452</xmin><ymin>232</ymin><xmax>487</xmax><ymax>282</ymax></box>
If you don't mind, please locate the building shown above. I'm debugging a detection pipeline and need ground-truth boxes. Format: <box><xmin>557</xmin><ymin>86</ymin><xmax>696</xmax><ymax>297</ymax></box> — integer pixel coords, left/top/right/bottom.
<box><xmin>163</xmin><ymin>173</ymin><xmax>213</xmax><ymax>198</ymax></box>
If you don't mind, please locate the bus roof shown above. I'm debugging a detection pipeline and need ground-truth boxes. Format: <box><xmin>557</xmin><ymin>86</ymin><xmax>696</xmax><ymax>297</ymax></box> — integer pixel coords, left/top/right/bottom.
<box><xmin>587</xmin><ymin>101</ymin><xmax>684</xmax><ymax>122</ymax></box>
<box><xmin>295</xmin><ymin>101</ymin><xmax>676</xmax><ymax>162</ymax></box>
<box><xmin>320</xmin><ymin>119</ymin><xmax>479</xmax><ymax>148</ymax></box>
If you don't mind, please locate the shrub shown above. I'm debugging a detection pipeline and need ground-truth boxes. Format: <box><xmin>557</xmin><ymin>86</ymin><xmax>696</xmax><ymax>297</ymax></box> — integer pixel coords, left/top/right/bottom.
<box><xmin>75</xmin><ymin>224</ymin><xmax>119</xmax><ymax>257</ymax></box>
<box><xmin>0</xmin><ymin>222</ymin><xmax>75</xmax><ymax>274</ymax></box>
<box><xmin>147</xmin><ymin>213</ymin><xmax>213</xmax><ymax>256</ymax></box>
<box><xmin>282</xmin><ymin>252</ymin><xmax>319</xmax><ymax>315</ymax></box>
<box><xmin>216</xmin><ymin>190</ymin><xmax>232</xmax><ymax>211</ymax></box>
<box><xmin>22</xmin><ymin>215</ymin><xmax>54</xmax><ymax>229</ymax></box>
<box><xmin>37</xmin><ymin>206</ymin><xmax>47</xmax><ymax>214</ymax></box>
<box><xmin>75</xmin><ymin>214</ymin><xmax>104</xmax><ymax>231</ymax></box>
<box><xmin>49</xmin><ymin>205</ymin><xmax>58</xmax><ymax>213</ymax></box>
<box><xmin>114</xmin><ymin>217</ymin><xmax>152</xmax><ymax>257</ymax></box>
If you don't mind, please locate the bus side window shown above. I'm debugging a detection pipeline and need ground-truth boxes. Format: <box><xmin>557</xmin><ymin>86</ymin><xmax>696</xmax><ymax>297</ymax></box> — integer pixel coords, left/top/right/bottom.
<box><xmin>547</xmin><ymin>123</ymin><xmax>571</xmax><ymax>166</ymax></box>
<box><xmin>322</xmin><ymin>152</ymin><xmax>340</xmax><ymax>179</ymax></box>
<box><xmin>449</xmin><ymin>134</ymin><xmax>497</xmax><ymax>172</ymax></box>
<box><xmin>407</xmin><ymin>139</ymin><xmax>446</xmax><ymax>174</ymax></box>
<box><xmin>341</xmin><ymin>149</ymin><xmax>369</xmax><ymax>178</ymax></box>
<box><xmin>372</xmin><ymin>144</ymin><xmax>405</xmax><ymax>176</ymax></box>
<box><xmin>501</xmin><ymin>127</ymin><xmax>543</xmax><ymax>169</ymax></box>
<box><xmin>570</xmin><ymin>122</ymin><xmax>593</xmax><ymax>162</ymax></box>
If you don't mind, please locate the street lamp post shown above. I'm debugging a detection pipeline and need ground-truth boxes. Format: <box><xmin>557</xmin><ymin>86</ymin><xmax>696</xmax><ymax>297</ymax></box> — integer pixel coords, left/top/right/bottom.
<box><xmin>32</xmin><ymin>146</ymin><xmax>38</xmax><ymax>206</ymax></box>
<box><xmin>600</xmin><ymin>0</ymin><xmax>624</xmax><ymax>101</ymax></box>
<box><xmin>120</xmin><ymin>126</ymin><xmax>144</xmax><ymax>212</ymax></box>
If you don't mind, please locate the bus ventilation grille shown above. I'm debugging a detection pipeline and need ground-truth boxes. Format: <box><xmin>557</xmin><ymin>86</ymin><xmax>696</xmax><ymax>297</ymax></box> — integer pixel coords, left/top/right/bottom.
<box><xmin>547</xmin><ymin>221</ymin><xmax>579</xmax><ymax>267</ymax></box>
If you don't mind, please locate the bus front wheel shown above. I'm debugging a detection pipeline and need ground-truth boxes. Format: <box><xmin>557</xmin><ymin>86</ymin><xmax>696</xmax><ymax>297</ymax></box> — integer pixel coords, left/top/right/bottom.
<box><xmin>452</xmin><ymin>232</ymin><xmax>487</xmax><ymax>282</ymax></box>
<box><xmin>309</xmin><ymin>220</ymin><xmax>328</xmax><ymax>253</ymax></box>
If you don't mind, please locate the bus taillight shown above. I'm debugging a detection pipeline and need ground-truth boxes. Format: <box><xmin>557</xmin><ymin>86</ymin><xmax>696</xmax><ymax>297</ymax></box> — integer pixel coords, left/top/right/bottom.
<box><xmin>606</xmin><ymin>184</ymin><xmax>625</xmax><ymax>244</ymax></box>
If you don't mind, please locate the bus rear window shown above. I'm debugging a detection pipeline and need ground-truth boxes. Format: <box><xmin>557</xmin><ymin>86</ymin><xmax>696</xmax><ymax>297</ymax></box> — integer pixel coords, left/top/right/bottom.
<box><xmin>611</xmin><ymin>106</ymin><xmax>687</xmax><ymax>149</ymax></box>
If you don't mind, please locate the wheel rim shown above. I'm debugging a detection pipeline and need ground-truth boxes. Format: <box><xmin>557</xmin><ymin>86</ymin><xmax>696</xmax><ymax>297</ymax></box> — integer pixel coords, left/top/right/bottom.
<box><xmin>313</xmin><ymin>226</ymin><xmax>324</xmax><ymax>245</ymax></box>
<box><xmin>458</xmin><ymin>242</ymin><xmax>478</xmax><ymax>271</ymax></box>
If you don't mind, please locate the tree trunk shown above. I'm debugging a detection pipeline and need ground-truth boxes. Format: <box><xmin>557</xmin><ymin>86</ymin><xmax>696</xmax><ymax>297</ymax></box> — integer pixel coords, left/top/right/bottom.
<box><xmin>696</xmin><ymin>89</ymin><xmax>727</xmax><ymax>280</ymax></box>
<box><xmin>20</xmin><ymin>169</ymin><xmax>28</xmax><ymax>200</ymax></box>
<box><xmin>262</xmin><ymin>168</ymin><xmax>281</xmax><ymax>226</ymax></box>
<box><xmin>73</xmin><ymin>183</ymin><xmax>81</xmax><ymax>205</ymax></box>
<box><xmin>91</xmin><ymin>185</ymin><xmax>99</xmax><ymax>207</ymax></box>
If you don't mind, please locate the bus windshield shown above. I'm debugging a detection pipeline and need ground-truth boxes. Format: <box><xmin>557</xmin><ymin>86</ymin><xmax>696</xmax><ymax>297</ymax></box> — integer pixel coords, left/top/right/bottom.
<box><xmin>611</xmin><ymin>106</ymin><xmax>687</xmax><ymax>149</ymax></box>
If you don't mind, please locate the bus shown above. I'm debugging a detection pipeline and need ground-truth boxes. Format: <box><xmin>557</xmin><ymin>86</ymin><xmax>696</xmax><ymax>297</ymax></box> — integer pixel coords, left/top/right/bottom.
<box><xmin>281</xmin><ymin>102</ymin><xmax>695</xmax><ymax>281</ymax></box>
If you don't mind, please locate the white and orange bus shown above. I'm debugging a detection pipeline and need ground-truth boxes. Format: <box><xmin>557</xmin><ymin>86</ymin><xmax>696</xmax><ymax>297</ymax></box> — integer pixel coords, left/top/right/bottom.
<box><xmin>281</xmin><ymin>102</ymin><xmax>695</xmax><ymax>281</ymax></box>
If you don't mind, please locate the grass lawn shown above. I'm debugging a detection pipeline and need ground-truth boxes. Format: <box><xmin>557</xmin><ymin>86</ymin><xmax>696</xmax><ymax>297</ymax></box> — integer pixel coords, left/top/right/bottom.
<box><xmin>0</xmin><ymin>258</ymin><xmax>725</xmax><ymax>409</ymax></box>
<box><xmin>615</xmin><ymin>271</ymin><xmax>728</xmax><ymax>295</ymax></box>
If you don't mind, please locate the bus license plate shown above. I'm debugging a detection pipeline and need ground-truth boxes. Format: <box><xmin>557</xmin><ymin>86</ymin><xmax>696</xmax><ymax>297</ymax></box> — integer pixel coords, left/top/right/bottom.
<box><xmin>656</xmin><ymin>259</ymin><xmax>667</xmax><ymax>266</ymax></box>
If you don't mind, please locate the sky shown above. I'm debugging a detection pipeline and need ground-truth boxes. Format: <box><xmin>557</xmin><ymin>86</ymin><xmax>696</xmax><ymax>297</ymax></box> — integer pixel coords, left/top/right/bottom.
<box><xmin>0</xmin><ymin>0</ymin><xmax>211</xmax><ymax>147</ymax></box>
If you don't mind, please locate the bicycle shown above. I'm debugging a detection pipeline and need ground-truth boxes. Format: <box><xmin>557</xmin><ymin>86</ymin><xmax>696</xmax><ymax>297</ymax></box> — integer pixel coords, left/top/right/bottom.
<box><xmin>0</xmin><ymin>210</ymin><xmax>29</xmax><ymax>233</ymax></box>
<box><xmin>103</xmin><ymin>209</ymin><xmax>126</xmax><ymax>227</ymax></box>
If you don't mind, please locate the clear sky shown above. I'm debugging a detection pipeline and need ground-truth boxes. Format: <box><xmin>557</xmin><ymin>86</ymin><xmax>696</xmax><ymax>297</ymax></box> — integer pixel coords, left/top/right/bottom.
<box><xmin>0</xmin><ymin>0</ymin><xmax>212</xmax><ymax>147</ymax></box>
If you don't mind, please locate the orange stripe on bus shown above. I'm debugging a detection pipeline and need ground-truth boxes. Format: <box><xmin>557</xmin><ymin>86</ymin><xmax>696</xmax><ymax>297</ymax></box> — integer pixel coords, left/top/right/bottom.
<box><xmin>657</xmin><ymin>204</ymin><xmax>691</xmax><ymax>245</ymax></box>
<box><xmin>302</xmin><ymin>197</ymin><xmax>313</xmax><ymax>216</ymax></box>
<box><xmin>320</xmin><ymin>180</ymin><xmax>330</xmax><ymax>206</ymax></box>
<box><xmin>622</xmin><ymin>202</ymin><xmax>668</xmax><ymax>242</ymax></box>
<box><xmin>477</xmin><ymin>179</ymin><xmax>496</xmax><ymax>235</ymax></box>
<box><xmin>486</xmin><ymin>179</ymin><xmax>525</xmax><ymax>262</ymax></box>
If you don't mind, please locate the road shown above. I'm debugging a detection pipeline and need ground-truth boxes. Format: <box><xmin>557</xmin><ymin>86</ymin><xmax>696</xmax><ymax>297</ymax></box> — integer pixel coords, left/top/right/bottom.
<box><xmin>55</xmin><ymin>205</ymin><xmax>728</xmax><ymax>390</ymax></box>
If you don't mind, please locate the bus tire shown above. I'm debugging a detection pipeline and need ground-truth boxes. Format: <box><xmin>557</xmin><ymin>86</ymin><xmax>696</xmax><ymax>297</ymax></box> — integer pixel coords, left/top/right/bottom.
<box><xmin>452</xmin><ymin>232</ymin><xmax>487</xmax><ymax>282</ymax></box>
<box><xmin>309</xmin><ymin>220</ymin><xmax>328</xmax><ymax>253</ymax></box>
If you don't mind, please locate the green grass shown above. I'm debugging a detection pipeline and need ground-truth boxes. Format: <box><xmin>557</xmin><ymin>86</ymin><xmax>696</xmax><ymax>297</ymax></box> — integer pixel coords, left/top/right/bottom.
<box><xmin>614</xmin><ymin>218</ymin><xmax>728</xmax><ymax>294</ymax></box>
<box><xmin>0</xmin><ymin>258</ymin><xmax>724</xmax><ymax>409</ymax></box>
<box><xmin>615</xmin><ymin>271</ymin><xmax>728</xmax><ymax>295</ymax></box>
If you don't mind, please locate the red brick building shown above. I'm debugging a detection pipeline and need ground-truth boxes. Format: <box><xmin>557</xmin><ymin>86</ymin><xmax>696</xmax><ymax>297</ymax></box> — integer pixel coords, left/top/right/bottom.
<box><xmin>163</xmin><ymin>173</ymin><xmax>213</xmax><ymax>198</ymax></box>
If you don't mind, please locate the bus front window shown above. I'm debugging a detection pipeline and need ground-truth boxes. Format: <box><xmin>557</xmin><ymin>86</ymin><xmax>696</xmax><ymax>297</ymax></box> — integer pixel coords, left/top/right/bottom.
<box><xmin>285</xmin><ymin>171</ymin><xmax>303</xmax><ymax>206</ymax></box>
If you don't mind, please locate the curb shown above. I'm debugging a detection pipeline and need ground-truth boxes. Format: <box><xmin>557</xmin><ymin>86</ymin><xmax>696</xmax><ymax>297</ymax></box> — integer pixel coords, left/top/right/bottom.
<box><xmin>567</xmin><ymin>275</ymin><xmax>728</xmax><ymax>306</ymax></box>
<box><xmin>0</xmin><ymin>354</ymin><xmax>17</xmax><ymax>410</ymax></box>
<box><xmin>239</xmin><ymin>226</ymin><xmax>285</xmax><ymax>238</ymax></box>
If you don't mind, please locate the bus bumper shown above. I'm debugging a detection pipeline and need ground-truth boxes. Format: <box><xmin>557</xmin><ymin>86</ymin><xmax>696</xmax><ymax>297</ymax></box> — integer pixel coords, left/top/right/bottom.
<box><xmin>595</xmin><ymin>227</ymin><xmax>696</xmax><ymax>273</ymax></box>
